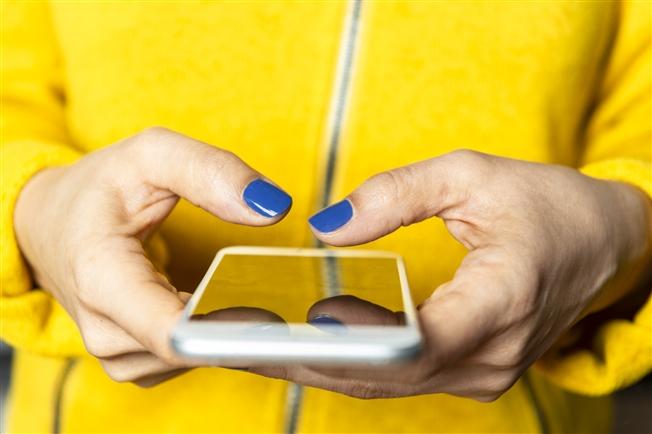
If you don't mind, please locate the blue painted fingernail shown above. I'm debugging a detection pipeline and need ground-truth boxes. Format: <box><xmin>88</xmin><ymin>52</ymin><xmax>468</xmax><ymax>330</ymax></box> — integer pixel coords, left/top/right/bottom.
<box><xmin>308</xmin><ymin>200</ymin><xmax>353</xmax><ymax>233</ymax></box>
<box><xmin>243</xmin><ymin>179</ymin><xmax>292</xmax><ymax>218</ymax></box>
<box><xmin>309</xmin><ymin>314</ymin><xmax>347</xmax><ymax>334</ymax></box>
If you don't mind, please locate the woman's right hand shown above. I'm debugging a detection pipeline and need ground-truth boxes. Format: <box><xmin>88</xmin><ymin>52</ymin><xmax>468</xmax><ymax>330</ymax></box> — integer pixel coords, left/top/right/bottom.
<box><xmin>13</xmin><ymin>127</ymin><xmax>292</xmax><ymax>387</ymax></box>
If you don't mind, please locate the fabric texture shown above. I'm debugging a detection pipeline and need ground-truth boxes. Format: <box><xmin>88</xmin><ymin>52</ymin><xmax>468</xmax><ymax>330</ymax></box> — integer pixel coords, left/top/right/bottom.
<box><xmin>1</xmin><ymin>0</ymin><xmax>650</xmax><ymax>432</ymax></box>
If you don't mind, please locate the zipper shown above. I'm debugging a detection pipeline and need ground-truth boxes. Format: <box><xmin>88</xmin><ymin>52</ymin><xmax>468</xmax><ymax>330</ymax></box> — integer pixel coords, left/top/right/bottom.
<box><xmin>283</xmin><ymin>382</ymin><xmax>304</xmax><ymax>434</ymax></box>
<box><xmin>318</xmin><ymin>0</ymin><xmax>364</xmax><ymax>211</ymax></box>
<box><xmin>522</xmin><ymin>372</ymin><xmax>549</xmax><ymax>434</ymax></box>
<box><xmin>52</xmin><ymin>358</ymin><xmax>77</xmax><ymax>434</ymax></box>
<box><xmin>284</xmin><ymin>1</ymin><xmax>365</xmax><ymax>432</ymax></box>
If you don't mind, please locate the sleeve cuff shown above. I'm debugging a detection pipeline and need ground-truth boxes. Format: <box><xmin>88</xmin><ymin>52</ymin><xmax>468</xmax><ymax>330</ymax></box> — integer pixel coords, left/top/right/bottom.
<box><xmin>1</xmin><ymin>140</ymin><xmax>86</xmax><ymax>355</ymax></box>
<box><xmin>580</xmin><ymin>158</ymin><xmax>652</xmax><ymax>197</ymax></box>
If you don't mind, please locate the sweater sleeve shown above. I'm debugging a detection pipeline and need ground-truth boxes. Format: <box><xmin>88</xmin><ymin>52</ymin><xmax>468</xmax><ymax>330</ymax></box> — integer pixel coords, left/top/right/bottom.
<box><xmin>1</xmin><ymin>2</ymin><xmax>83</xmax><ymax>356</ymax></box>
<box><xmin>1</xmin><ymin>3</ymin><xmax>171</xmax><ymax>358</ymax></box>
<box><xmin>535</xmin><ymin>0</ymin><xmax>652</xmax><ymax>395</ymax></box>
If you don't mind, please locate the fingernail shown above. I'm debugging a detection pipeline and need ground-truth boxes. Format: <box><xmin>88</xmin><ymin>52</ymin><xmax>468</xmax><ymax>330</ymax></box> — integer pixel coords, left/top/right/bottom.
<box><xmin>243</xmin><ymin>179</ymin><xmax>292</xmax><ymax>218</ymax></box>
<box><xmin>309</xmin><ymin>314</ymin><xmax>346</xmax><ymax>333</ymax></box>
<box><xmin>308</xmin><ymin>200</ymin><xmax>353</xmax><ymax>233</ymax></box>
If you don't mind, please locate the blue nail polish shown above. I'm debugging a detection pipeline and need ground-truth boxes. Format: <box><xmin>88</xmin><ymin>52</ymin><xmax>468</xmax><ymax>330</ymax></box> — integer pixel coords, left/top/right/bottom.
<box><xmin>309</xmin><ymin>314</ymin><xmax>347</xmax><ymax>334</ymax></box>
<box><xmin>243</xmin><ymin>179</ymin><xmax>292</xmax><ymax>218</ymax></box>
<box><xmin>309</xmin><ymin>314</ymin><xmax>344</xmax><ymax>326</ymax></box>
<box><xmin>308</xmin><ymin>200</ymin><xmax>353</xmax><ymax>233</ymax></box>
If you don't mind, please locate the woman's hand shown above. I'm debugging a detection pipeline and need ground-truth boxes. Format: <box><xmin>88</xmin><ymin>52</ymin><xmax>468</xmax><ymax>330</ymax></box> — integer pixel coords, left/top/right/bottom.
<box><xmin>251</xmin><ymin>150</ymin><xmax>652</xmax><ymax>401</ymax></box>
<box><xmin>14</xmin><ymin>127</ymin><xmax>292</xmax><ymax>387</ymax></box>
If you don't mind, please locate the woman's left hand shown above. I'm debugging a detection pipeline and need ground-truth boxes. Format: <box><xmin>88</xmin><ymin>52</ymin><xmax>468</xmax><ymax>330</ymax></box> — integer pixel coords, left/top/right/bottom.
<box><xmin>250</xmin><ymin>150</ymin><xmax>651</xmax><ymax>401</ymax></box>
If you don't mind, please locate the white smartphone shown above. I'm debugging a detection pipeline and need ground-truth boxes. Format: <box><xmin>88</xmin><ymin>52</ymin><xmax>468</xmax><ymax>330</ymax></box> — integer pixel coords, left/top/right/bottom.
<box><xmin>171</xmin><ymin>246</ymin><xmax>422</xmax><ymax>365</ymax></box>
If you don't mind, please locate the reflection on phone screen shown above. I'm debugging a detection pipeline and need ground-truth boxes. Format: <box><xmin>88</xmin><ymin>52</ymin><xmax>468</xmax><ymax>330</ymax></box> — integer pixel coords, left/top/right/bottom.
<box><xmin>190</xmin><ymin>254</ymin><xmax>407</xmax><ymax>329</ymax></box>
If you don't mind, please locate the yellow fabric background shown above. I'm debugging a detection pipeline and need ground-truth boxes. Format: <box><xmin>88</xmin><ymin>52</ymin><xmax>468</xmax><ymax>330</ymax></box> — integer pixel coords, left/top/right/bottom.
<box><xmin>1</xmin><ymin>1</ymin><xmax>650</xmax><ymax>432</ymax></box>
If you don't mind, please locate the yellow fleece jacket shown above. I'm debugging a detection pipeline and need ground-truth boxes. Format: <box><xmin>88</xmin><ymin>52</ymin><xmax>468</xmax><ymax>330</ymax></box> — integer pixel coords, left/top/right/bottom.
<box><xmin>1</xmin><ymin>1</ymin><xmax>650</xmax><ymax>432</ymax></box>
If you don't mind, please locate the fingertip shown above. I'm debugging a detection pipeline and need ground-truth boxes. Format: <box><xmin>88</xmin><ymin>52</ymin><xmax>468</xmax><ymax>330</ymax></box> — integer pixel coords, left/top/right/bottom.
<box><xmin>309</xmin><ymin>229</ymin><xmax>353</xmax><ymax>247</ymax></box>
<box><xmin>242</xmin><ymin>179</ymin><xmax>293</xmax><ymax>221</ymax></box>
<box><xmin>307</xmin><ymin>196</ymin><xmax>396</xmax><ymax>246</ymax></box>
<box><xmin>308</xmin><ymin>199</ymin><xmax>353</xmax><ymax>234</ymax></box>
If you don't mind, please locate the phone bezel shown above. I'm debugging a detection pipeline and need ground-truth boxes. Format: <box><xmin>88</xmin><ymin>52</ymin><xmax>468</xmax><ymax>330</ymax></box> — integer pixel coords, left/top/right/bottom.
<box><xmin>171</xmin><ymin>246</ymin><xmax>422</xmax><ymax>365</ymax></box>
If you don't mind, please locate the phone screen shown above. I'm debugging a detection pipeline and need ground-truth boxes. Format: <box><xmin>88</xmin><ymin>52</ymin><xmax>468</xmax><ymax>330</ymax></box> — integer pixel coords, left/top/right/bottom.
<box><xmin>189</xmin><ymin>253</ymin><xmax>408</xmax><ymax>327</ymax></box>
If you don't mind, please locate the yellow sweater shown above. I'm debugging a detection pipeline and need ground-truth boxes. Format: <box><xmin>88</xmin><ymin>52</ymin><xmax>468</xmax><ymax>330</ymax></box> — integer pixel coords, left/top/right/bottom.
<box><xmin>1</xmin><ymin>1</ymin><xmax>650</xmax><ymax>432</ymax></box>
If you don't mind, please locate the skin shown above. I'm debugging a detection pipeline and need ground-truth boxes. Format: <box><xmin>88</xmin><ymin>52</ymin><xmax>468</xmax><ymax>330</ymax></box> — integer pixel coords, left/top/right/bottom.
<box><xmin>14</xmin><ymin>128</ymin><xmax>652</xmax><ymax>399</ymax></box>
<box><xmin>14</xmin><ymin>127</ymin><xmax>291</xmax><ymax>386</ymax></box>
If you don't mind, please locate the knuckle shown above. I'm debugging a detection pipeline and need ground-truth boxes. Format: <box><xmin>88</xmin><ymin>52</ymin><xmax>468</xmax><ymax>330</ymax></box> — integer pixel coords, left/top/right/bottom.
<box><xmin>145</xmin><ymin>337</ymin><xmax>176</xmax><ymax>365</ymax></box>
<box><xmin>203</xmin><ymin>148</ymin><xmax>241</xmax><ymax>177</ymax></box>
<box><xmin>185</xmin><ymin>145</ymin><xmax>246</xmax><ymax>202</ymax></box>
<box><xmin>503</xmin><ymin>350</ymin><xmax>526</xmax><ymax>370</ymax></box>
<box><xmin>261</xmin><ymin>367</ymin><xmax>290</xmax><ymax>381</ymax></box>
<box><xmin>81</xmin><ymin>330</ymin><xmax>116</xmax><ymax>359</ymax></box>
<box><xmin>78</xmin><ymin>322</ymin><xmax>113</xmax><ymax>359</ymax></box>
<box><xmin>123</xmin><ymin>126</ymin><xmax>173</xmax><ymax>160</ymax></box>
<box><xmin>484</xmin><ymin>372</ymin><xmax>519</xmax><ymax>396</ymax></box>
<box><xmin>493</xmin><ymin>340</ymin><xmax>529</xmax><ymax>370</ymax></box>
<box><xmin>215</xmin><ymin>148</ymin><xmax>239</xmax><ymax>164</ymax></box>
<box><xmin>448</xmin><ymin>149</ymin><xmax>487</xmax><ymax>166</ymax></box>
<box><xmin>71</xmin><ymin>250</ymin><xmax>102</xmax><ymax>299</ymax></box>
<box><xmin>138</xmin><ymin>126</ymin><xmax>171</xmax><ymax>143</ymax></box>
<box><xmin>75</xmin><ymin>286</ymin><xmax>96</xmax><ymax>310</ymax></box>
<box><xmin>404</xmin><ymin>363</ymin><xmax>436</xmax><ymax>385</ymax></box>
<box><xmin>101</xmin><ymin>363</ymin><xmax>133</xmax><ymax>383</ymax></box>
<box><xmin>444</xmin><ymin>149</ymin><xmax>492</xmax><ymax>185</ymax></box>
<box><xmin>158</xmin><ymin>353</ymin><xmax>180</xmax><ymax>367</ymax></box>
<box><xmin>345</xmin><ymin>382</ymin><xmax>385</xmax><ymax>400</ymax></box>
<box><xmin>74</xmin><ymin>279</ymin><xmax>103</xmax><ymax>311</ymax></box>
<box><xmin>364</xmin><ymin>168</ymin><xmax>412</xmax><ymax>207</ymax></box>
<box><xmin>83</xmin><ymin>338</ymin><xmax>107</xmax><ymax>359</ymax></box>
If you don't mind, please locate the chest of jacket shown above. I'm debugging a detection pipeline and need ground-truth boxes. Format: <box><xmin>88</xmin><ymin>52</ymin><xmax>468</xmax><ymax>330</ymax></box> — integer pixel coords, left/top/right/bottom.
<box><xmin>49</xmin><ymin>1</ymin><xmax>614</xmax><ymax>295</ymax></box>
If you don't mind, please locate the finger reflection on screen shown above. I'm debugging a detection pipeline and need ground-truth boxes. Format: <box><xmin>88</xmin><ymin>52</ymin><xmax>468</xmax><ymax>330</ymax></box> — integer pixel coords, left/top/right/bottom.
<box><xmin>190</xmin><ymin>254</ymin><xmax>407</xmax><ymax>329</ymax></box>
<box><xmin>307</xmin><ymin>295</ymin><xmax>405</xmax><ymax>326</ymax></box>
<box><xmin>192</xmin><ymin>306</ymin><xmax>290</xmax><ymax>333</ymax></box>
<box><xmin>192</xmin><ymin>306</ymin><xmax>285</xmax><ymax>323</ymax></box>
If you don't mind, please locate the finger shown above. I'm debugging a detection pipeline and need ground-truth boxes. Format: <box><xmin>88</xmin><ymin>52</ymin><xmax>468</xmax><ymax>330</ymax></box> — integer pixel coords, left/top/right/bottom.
<box><xmin>301</xmin><ymin>296</ymin><xmax>409</xmax><ymax>383</ymax></box>
<box><xmin>100</xmin><ymin>351</ymin><xmax>195</xmax><ymax>384</ymax></box>
<box><xmin>308</xmin><ymin>151</ymin><xmax>489</xmax><ymax>246</ymax></box>
<box><xmin>194</xmin><ymin>306</ymin><xmax>286</xmax><ymax>324</ymax></box>
<box><xmin>87</xmin><ymin>237</ymin><xmax>188</xmax><ymax>363</ymax></box>
<box><xmin>304</xmin><ymin>296</ymin><xmax>409</xmax><ymax>382</ymax></box>
<box><xmin>305</xmin><ymin>359</ymin><xmax>424</xmax><ymax>384</ymax></box>
<box><xmin>133</xmin><ymin>368</ymin><xmax>191</xmax><ymax>388</ymax></box>
<box><xmin>301</xmin><ymin>293</ymin><xmax>419</xmax><ymax>383</ymax></box>
<box><xmin>311</xmin><ymin>249</ymin><xmax>511</xmax><ymax>383</ymax></box>
<box><xmin>129</xmin><ymin>127</ymin><xmax>292</xmax><ymax>225</ymax></box>
<box><xmin>76</xmin><ymin>311</ymin><xmax>147</xmax><ymax>358</ymax></box>
<box><xmin>409</xmin><ymin>361</ymin><xmax>521</xmax><ymax>401</ymax></box>
<box><xmin>307</xmin><ymin>295</ymin><xmax>404</xmax><ymax>326</ymax></box>
<box><xmin>249</xmin><ymin>364</ymin><xmax>420</xmax><ymax>399</ymax></box>
<box><xmin>78</xmin><ymin>289</ymin><xmax>194</xmax><ymax>359</ymax></box>
<box><xmin>248</xmin><ymin>363</ymin><xmax>497</xmax><ymax>400</ymax></box>
<box><xmin>418</xmin><ymin>249</ymin><xmax>512</xmax><ymax>368</ymax></box>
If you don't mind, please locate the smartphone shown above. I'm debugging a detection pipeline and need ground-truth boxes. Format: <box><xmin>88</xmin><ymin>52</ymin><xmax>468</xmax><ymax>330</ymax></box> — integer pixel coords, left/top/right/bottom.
<box><xmin>171</xmin><ymin>246</ymin><xmax>422</xmax><ymax>365</ymax></box>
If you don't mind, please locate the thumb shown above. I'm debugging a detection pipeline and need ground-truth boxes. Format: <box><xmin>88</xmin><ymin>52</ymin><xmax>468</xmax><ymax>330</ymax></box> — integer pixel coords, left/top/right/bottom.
<box><xmin>309</xmin><ymin>151</ymin><xmax>483</xmax><ymax>246</ymax></box>
<box><xmin>128</xmin><ymin>127</ymin><xmax>292</xmax><ymax>226</ymax></box>
<box><xmin>307</xmin><ymin>295</ymin><xmax>404</xmax><ymax>327</ymax></box>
